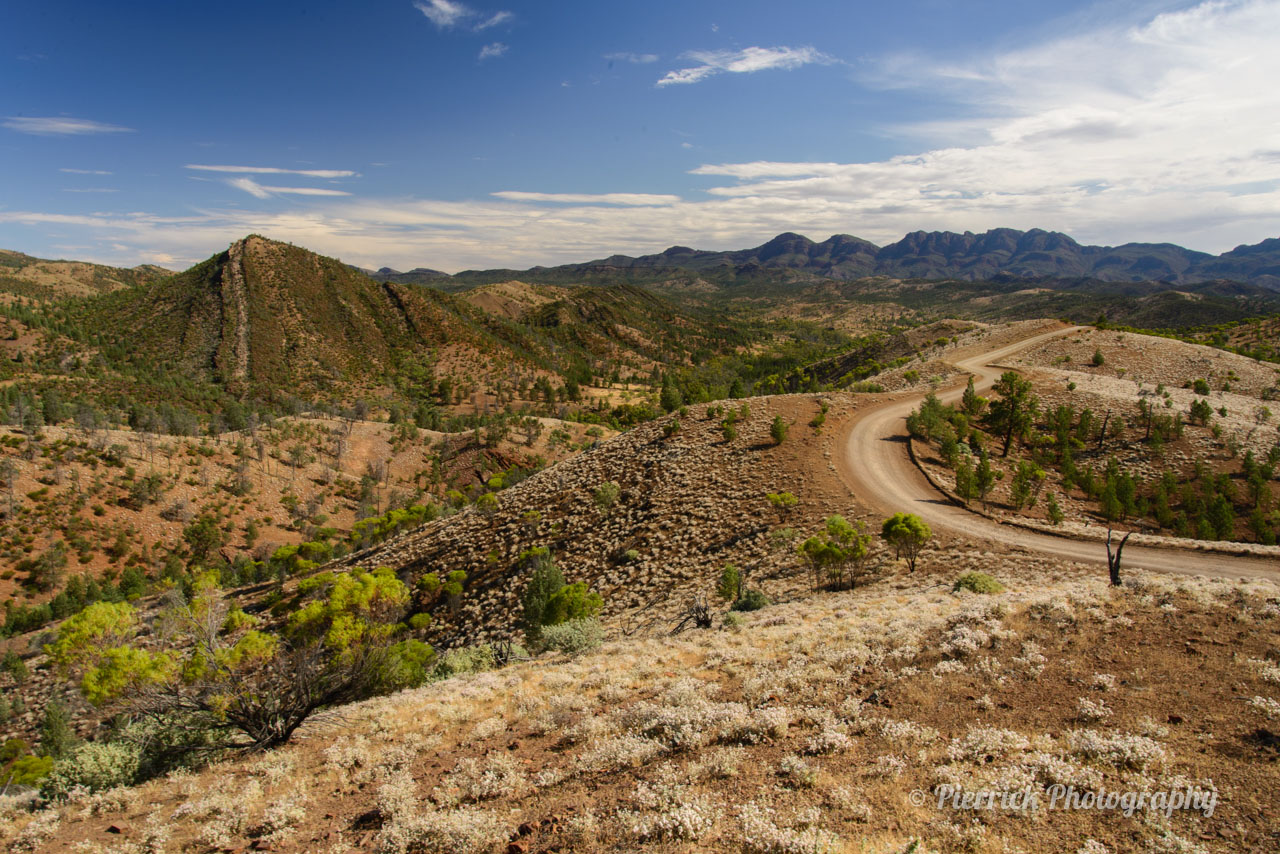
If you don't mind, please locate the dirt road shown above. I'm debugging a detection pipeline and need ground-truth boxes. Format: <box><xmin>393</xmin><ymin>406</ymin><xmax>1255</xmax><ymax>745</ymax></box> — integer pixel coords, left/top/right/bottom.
<box><xmin>837</xmin><ymin>324</ymin><xmax>1279</xmax><ymax>580</ymax></box>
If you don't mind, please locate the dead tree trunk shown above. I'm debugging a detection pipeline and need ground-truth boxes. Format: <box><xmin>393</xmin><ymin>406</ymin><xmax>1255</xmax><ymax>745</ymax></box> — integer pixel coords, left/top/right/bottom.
<box><xmin>1106</xmin><ymin>528</ymin><xmax>1131</xmax><ymax>586</ymax></box>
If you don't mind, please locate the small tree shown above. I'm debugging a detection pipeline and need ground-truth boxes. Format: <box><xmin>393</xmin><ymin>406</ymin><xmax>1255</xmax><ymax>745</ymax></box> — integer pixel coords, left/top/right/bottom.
<box><xmin>46</xmin><ymin>569</ymin><xmax>412</xmax><ymax>758</ymax></box>
<box><xmin>38</xmin><ymin>700</ymin><xmax>78</xmax><ymax>759</ymax></box>
<box><xmin>183</xmin><ymin>515</ymin><xmax>225</xmax><ymax>563</ymax></box>
<box><xmin>766</xmin><ymin>491</ymin><xmax>799</xmax><ymax>524</ymax></box>
<box><xmin>975</xmin><ymin>453</ymin><xmax>997</xmax><ymax>508</ymax></box>
<box><xmin>1091</xmin><ymin>348</ymin><xmax>1106</xmax><ymax>367</ymax></box>
<box><xmin>881</xmin><ymin>512</ymin><xmax>932</xmax><ymax>573</ymax></box>
<box><xmin>520</xmin><ymin>547</ymin><xmax>564</xmax><ymax>643</ymax></box>
<box><xmin>770</xmin><ymin>415</ymin><xmax>788</xmax><ymax>446</ymax></box>
<box><xmin>961</xmin><ymin>375</ymin><xmax>986</xmax><ymax>417</ymax></box>
<box><xmin>797</xmin><ymin>516</ymin><xmax>871</xmax><ymax>590</ymax></box>
<box><xmin>593</xmin><ymin>481</ymin><xmax>621</xmax><ymax>516</ymax></box>
<box><xmin>716</xmin><ymin>564</ymin><xmax>742</xmax><ymax>603</ymax></box>
<box><xmin>984</xmin><ymin>371</ymin><xmax>1038</xmax><ymax>457</ymax></box>
<box><xmin>475</xmin><ymin>492</ymin><xmax>499</xmax><ymax>526</ymax></box>
<box><xmin>1046</xmin><ymin>492</ymin><xmax>1065</xmax><ymax>525</ymax></box>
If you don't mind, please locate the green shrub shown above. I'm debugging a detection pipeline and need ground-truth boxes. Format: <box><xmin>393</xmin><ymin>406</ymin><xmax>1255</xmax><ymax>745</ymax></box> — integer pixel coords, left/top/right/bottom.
<box><xmin>722</xmin><ymin>612</ymin><xmax>744</xmax><ymax>630</ymax></box>
<box><xmin>952</xmin><ymin>572</ymin><xmax>1005</xmax><ymax>594</ymax></box>
<box><xmin>716</xmin><ymin>564</ymin><xmax>742</xmax><ymax>602</ymax></box>
<box><xmin>377</xmin><ymin>639</ymin><xmax>436</xmax><ymax>691</ymax></box>
<box><xmin>731</xmin><ymin>589</ymin><xmax>771</xmax><ymax>611</ymax></box>
<box><xmin>543</xmin><ymin>582</ymin><xmax>602</xmax><ymax>626</ymax></box>
<box><xmin>40</xmin><ymin>740</ymin><xmax>142</xmax><ymax>800</ymax></box>
<box><xmin>7</xmin><ymin>753</ymin><xmax>53</xmax><ymax>786</ymax></box>
<box><xmin>540</xmin><ymin>618</ymin><xmax>604</xmax><ymax>655</ymax></box>
<box><xmin>434</xmin><ymin>644</ymin><xmax>496</xmax><ymax>679</ymax></box>
<box><xmin>770</xmin><ymin>415</ymin><xmax>788</xmax><ymax>445</ymax></box>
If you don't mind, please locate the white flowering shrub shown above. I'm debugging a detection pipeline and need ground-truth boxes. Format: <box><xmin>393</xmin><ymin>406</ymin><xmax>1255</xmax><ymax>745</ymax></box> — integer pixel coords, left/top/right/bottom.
<box><xmin>778</xmin><ymin>754</ymin><xmax>818</xmax><ymax>788</ymax></box>
<box><xmin>1076</xmin><ymin>697</ymin><xmax>1113</xmax><ymax>722</ymax></box>
<box><xmin>374</xmin><ymin>770</ymin><xmax>504</xmax><ymax>854</ymax></box>
<box><xmin>438</xmin><ymin>754</ymin><xmax>529</xmax><ymax>804</ymax></box>
<box><xmin>41</xmin><ymin>742</ymin><xmax>143</xmax><ymax>801</ymax></box>
<box><xmin>1067</xmin><ymin>729</ymin><xmax>1166</xmax><ymax>771</ymax></box>
<box><xmin>1012</xmin><ymin>641</ymin><xmax>1047</xmax><ymax>678</ymax></box>
<box><xmin>871</xmin><ymin>754</ymin><xmax>908</xmax><ymax>777</ymax></box>
<box><xmin>804</xmin><ymin>728</ymin><xmax>853</xmax><ymax>756</ymax></box>
<box><xmin>691</xmin><ymin>746</ymin><xmax>745</xmax><ymax>779</ymax></box>
<box><xmin>619</xmin><ymin>780</ymin><xmax>719</xmax><ymax>842</ymax></box>
<box><xmin>1246</xmin><ymin>657</ymin><xmax>1280</xmax><ymax>684</ymax></box>
<box><xmin>254</xmin><ymin>797</ymin><xmax>308</xmax><ymax>845</ymax></box>
<box><xmin>572</xmin><ymin>734</ymin><xmax>665</xmax><ymax>775</ymax></box>
<box><xmin>1089</xmin><ymin>673</ymin><xmax>1117</xmax><ymax>692</ymax></box>
<box><xmin>946</xmin><ymin>727</ymin><xmax>1030</xmax><ymax>763</ymax></box>
<box><xmin>738</xmin><ymin>802</ymin><xmax>842</xmax><ymax>854</ymax></box>
<box><xmin>10</xmin><ymin>811</ymin><xmax>61</xmax><ymax>853</ymax></box>
<box><xmin>1248</xmin><ymin>695</ymin><xmax>1280</xmax><ymax>719</ymax></box>
<box><xmin>877</xmin><ymin>718</ymin><xmax>940</xmax><ymax>745</ymax></box>
<box><xmin>471</xmin><ymin>715</ymin><xmax>508</xmax><ymax>741</ymax></box>
<box><xmin>1025</xmin><ymin>752</ymin><xmax>1104</xmax><ymax>789</ymax></box>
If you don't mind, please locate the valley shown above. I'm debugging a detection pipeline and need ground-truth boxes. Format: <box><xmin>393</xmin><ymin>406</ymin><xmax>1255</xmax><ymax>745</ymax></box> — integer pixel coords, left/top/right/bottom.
<box><xmin>0</xmin><ymin>234</ymin><xmax>1276</xmax><ymax>854</ymax></box>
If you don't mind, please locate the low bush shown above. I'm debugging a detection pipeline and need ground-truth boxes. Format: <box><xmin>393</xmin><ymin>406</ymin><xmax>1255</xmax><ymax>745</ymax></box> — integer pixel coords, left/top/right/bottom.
<box><xmin>731</xmin><ymin>589</ymin><xmax>771</xmax><ymax>612</ymax></box>
<box><xmin>434</xmin><ymin>644</ymin><xmax>496</xmax><ymax>679</ymax></box>
<box><xmin>953</xmin><ymin>572</ymin><xmax>1005</xmax><ymax>594</ymax></box>
<box><xmin>40</xmin><ymin>740</ymin><xmax>142</xmax><ymax>800</ymax></box>
<box><xmin>540</xmin><ymin>617</ymin><xmax>604</xmax><ymax>655</ymax></box>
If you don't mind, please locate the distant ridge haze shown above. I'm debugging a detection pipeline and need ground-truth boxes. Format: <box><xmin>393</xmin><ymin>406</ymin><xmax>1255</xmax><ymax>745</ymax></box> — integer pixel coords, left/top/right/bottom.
<box><xmin>368</xmin><ymin>228</ymin><xmax>1280</xmax><ymax>290</ymax></box>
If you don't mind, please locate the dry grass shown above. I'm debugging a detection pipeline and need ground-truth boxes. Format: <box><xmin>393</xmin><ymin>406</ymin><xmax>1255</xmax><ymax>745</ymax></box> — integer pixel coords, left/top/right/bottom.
<box><xmin>3</xmin><ymin>554</ymin><xmax>1278</xmax><ymax>853</ymax></box>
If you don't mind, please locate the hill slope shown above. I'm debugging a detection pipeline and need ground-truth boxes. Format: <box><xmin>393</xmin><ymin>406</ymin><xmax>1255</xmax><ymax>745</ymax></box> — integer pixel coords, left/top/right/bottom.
<box><xmin>0</xmin><ymin>249</ymin><xmax>170</xmax><ymax>302</ymax></box>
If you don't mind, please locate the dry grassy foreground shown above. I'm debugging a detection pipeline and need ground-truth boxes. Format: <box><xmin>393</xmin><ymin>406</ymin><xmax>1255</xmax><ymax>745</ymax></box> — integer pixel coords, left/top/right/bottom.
<box><xmin>4</xmin><ymin>554</ymin><xmax>1279</xmax><ymax>854</ymax></box>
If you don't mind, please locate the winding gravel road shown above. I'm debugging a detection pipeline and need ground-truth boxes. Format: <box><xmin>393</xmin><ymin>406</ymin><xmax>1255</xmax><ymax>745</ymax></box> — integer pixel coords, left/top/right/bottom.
<box><xmin>838</xmin><ymin>324</ymin><xmax>1279</xmax><ymax>581</ymax></box>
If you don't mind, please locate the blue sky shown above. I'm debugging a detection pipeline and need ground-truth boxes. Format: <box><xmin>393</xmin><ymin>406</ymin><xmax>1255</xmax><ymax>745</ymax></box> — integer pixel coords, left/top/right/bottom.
<box><xmin>1</xmin><ymin>0</ymin><xmax>1278</xmax><ymax>271</ymax></box>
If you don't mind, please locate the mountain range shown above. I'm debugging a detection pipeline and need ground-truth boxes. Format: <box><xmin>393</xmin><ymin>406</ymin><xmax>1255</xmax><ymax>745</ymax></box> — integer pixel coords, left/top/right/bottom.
<box><xmin>368</xmin><ymin>228</ymin><xmax>1280</xmax><ymax>290</ymax></box>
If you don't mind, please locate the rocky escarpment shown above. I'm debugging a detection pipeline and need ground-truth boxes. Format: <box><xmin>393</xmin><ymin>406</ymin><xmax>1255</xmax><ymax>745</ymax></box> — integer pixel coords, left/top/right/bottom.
<box><xmin>338</xmin><ymin>394</ymin><xmax>876</xmax><ymax>647</ymax></box>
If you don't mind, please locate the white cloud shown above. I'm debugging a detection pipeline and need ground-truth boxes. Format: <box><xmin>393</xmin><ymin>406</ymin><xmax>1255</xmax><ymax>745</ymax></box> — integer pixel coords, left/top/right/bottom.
<box><xmin>478</xmin><ymin>42</ymin><xmax>508</xmax><ymax>61</ymax></box>
<box><xmin>657</xmin><ymin>46</ymin><xmax>833</xmax><ymax>86</ymax></box>
<box><xmin>477</xmin><ymin>10</ymin><xmax>513</xmax><ymax>29</ymax></box>
<box><xmin>413</xmin><ymin>1</ymin><xmax>512</xmax><ymax>32</ymax></box>
<box><xmin>413</xmin><ymin>0</ymin><xmax>470</xmax><ymax>28</ymax></box>
<box><xmin>492</xmin><ymin>191</ymin><xmax>682</xmax><ymax>206</ymax></box>
<box><xmin>4</xmin><ymin>116</ymin><xmax>134</xmax><ymax>135</ymax></box>
<box><xmin>605</xmin><ymin>52</ymin><xmax>659</xmax><ymax>64</ymax></box>
<box><xmin>228</xmin><ymin>178</ymin><xmax>352</xmax><ymax>199</ymax></box>
<box><xmin>59</xmin><ymin>168</ymin><xmax>113</xmax><ymax>175</ymax></box>
<box><xmin>679</xmin><ymin>0</ymin><xmax>1280</xmax><ymax>250</ymax></box>
<box><xmin>186</xmin><ymin>164</ymin><xmax>357</xmax><ymax>178</ymax></box>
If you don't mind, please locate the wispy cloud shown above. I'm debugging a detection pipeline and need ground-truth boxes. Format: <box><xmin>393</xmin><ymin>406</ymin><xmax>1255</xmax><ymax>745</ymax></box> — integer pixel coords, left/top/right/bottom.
<box><xmin>413</xmin><ymin>0</ymin><xmax>512</xmax><ymax>32</ymax></box>
<box><xmin>657</xmin><ymin>46</ymin><xmax>832</xmax><ymax>86</ymax></box>
<box><xmin>477</xmin><ymin>10</ymin><xmax>513</xmax><ymax>30</ymax></box>
<box><xmin>605</xmin><ymin>52</ymin><xmax>659</xmax><ymax>64</ymax></box>
<box><xmin>60</xmin><ymin>168</ymin><xmax>113</xmax><ymax>175</ymax></box>
<box><xmin>492</xmin><ymin>191</ymin><xmax>682</xmax><ymax>206</ymax></box>
<box><xmin>186</xmin><ymin>164</ymin><xmax>357</xmax><ymax>178</ymax></box>
<box><xmin>4</xmin><ymin>116</ymin><xmax>134</xmax><ymax>135</ymax></box>
<box><xmin>478</xmin><ymin>42</ymin><xmax>508</xmax><ymax>61</ymax></box>
<box><xmin>227</xmin><ymin>178</ymin><xmax>352</xmax><ymax>199</ymax></box>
